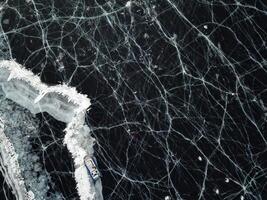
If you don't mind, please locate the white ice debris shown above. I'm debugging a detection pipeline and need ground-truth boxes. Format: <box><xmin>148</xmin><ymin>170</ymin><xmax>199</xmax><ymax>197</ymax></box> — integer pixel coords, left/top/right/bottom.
<box><xmin>0</xmin><ymin>60</ymin><xmax>103</xmax><ymax>200</ymax></box>
<box><xmin>2</xmin><ymin>19</ymin><xmax>10</xmax><ymax>25</ymax></box>
<box><xmin>125</xmin><ymin>1</ymin><xmax>132</xmax><ymax>8</ymax></box>
<box><xmin>165</xmin><ymin>196</ymin><xmax>171</xmax><ymax>200</ymax></box>
<box><xmin>215</xmin><ymin>188</ymin><xmax>220</xmax><ymax>194</ymax></box>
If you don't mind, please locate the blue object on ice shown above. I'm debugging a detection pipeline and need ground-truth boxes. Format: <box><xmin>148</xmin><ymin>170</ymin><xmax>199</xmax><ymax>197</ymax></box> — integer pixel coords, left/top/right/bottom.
<box><xmin>84</xmin><ymin>155</ymin><xmax>100</xmax><ymax>183</ymax></box>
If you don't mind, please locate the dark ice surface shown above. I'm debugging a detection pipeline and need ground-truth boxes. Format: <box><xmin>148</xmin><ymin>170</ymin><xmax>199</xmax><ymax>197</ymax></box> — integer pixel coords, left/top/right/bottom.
<box><xmin>0</xmin><ymin>0</ymin><xmax>267</xmax><ymax>199</ymax></box>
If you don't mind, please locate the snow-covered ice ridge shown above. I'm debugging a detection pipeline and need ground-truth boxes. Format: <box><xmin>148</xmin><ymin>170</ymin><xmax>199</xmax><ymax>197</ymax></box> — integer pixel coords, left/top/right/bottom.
<box><xmin>0</xmin><ymin>60</ymin><xmax>103</xmax><ymax>200</ymax></box>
